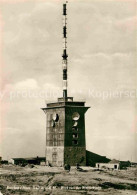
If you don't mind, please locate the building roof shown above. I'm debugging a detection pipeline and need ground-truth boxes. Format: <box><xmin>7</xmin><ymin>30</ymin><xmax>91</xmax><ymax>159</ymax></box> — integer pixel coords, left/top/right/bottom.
<box><xmin>86</xmin><ymin>150</ymin><xmax>110</xmax><ymax>166</ymax></box>
<box><xmin>11</xmin><ymin>157</ymin><xmax>45</xmax><ymax>161</ymax></box>
<box><xmin>11</xmin><ymin>158</ymin><xmax>25</xmax><ymax>161</ymax></box>
<box><xmin>109</xmin><ymin>159</ymin><xmax>119</xmax><ymax>164</ymax></box>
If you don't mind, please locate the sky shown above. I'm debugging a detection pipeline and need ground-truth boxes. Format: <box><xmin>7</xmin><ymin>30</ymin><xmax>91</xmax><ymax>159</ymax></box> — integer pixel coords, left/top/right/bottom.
<box><xmin>0</xmin><ymin>0</ymin><xmax>137</xmax><ymax>162</ymax></box>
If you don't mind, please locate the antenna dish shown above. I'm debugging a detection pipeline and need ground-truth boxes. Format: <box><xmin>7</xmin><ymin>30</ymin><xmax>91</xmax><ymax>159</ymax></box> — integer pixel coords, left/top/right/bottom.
<box><xmin>72</xmin><ymin>112</ymin><xmax>80</xmax><ymax>121</ymax></box>
<box><xmin>53</xmin><ymin>113</ymin><xmax>59</xmax><ymax>122</ymax></box>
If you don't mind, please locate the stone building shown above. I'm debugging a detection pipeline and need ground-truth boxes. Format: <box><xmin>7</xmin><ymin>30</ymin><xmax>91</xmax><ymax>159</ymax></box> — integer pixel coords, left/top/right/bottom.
<box><xmin>42</xmin><ymin>97</ymin><xmax>89</xmax><ymax>166</ymax></box>
<box><xmin>96</xmin><ymin>159</ymin><xmax>120</xmax><ymax>170</ymax></box>
<box><xmin>9</xmin><ymin>157</ymin><xmax>46</xmax><ymax>165</ymax></box>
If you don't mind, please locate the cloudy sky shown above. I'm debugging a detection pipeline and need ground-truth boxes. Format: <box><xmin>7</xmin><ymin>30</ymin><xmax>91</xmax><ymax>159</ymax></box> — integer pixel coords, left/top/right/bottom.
<box><xmin>0</xmin><ymin>0</ymin><xmax>137</xmax><ymax>162</ymax></box>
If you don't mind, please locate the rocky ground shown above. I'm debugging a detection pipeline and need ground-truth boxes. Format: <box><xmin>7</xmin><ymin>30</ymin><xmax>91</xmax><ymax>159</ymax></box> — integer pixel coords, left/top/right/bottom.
<box><xmin>0</xmin><ymin>165</ymin><xmax>137</xmax><ymax>195</ymax></box>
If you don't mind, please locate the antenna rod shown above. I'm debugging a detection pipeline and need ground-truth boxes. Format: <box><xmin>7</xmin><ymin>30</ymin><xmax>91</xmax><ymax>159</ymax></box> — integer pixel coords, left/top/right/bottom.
<box><xmin>62</xmin><ymin>2</ymin><xmax>68</xmax><ymax>99</ymax></box>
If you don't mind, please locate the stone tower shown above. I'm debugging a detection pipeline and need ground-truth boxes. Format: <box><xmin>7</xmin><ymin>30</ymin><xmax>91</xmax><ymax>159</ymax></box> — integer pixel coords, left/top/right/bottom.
<box><xmin>42</xmin><ymin>2</ymin><xmax>90</xmax><ymax>166</ymax></box>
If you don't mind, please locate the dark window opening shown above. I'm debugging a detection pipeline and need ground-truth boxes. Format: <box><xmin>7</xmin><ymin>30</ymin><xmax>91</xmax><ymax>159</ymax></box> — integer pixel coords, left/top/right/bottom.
<box><xmin>72</xmin><ymin>140</ymin><xmax>78</xmax><ymax>145</ymax></box>
<box><xmin>72</xmin><ymin>127</ymin><xmax>78</xmax><ymax>131</ymax></box>
<box><xmin>73</xmin><ymin>121</ymin><xmax>78</xmax><ymax>127</ymax></box>
<box><xmin>53</xmin><ymin>141</ymin><xmax>57</xmax><ymax>146</ymax></box>
<box><xmin>72</xmin><ymin>133</ymin><xmax>78</xmax><ymax>138</ymax></box>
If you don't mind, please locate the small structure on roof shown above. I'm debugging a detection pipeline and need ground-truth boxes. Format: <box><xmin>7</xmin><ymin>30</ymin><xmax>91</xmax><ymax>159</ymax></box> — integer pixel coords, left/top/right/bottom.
<box><xmin>96</xmin><ymin>159</ymin><xmax>120</xmax><ymax>170</ymax></box>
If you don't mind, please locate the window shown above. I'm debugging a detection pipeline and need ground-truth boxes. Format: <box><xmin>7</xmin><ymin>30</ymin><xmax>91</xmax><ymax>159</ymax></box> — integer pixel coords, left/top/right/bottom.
<box><xmin>53</xmin><ymin>141</ymin><xmax>57</xmax><ymax>146</ymax></box>
<box><xmin>59</xmin><ymin>134</ymin><xmax>61</xmax><ymax>139</ymax></box>
<box><xmin>72</xmin><ymin>140</ymin><xmax>78</xmax><ymax>145</ymax></box>
<box><xmin>46</xmin><ymin>134</ymin><xmax>53</xmax><ymax>140</ymax></box>
<box><xmin>47</xmin><ymin>141</ymin><xmax>53</xmax><ymax>146</ymax></box>
<box><xmin>53</xmin><ymin>134</ymin><xmax>57</xmax><ymax>139</ymax></box>
<box><xmin>72</xmin><ymin>133</ymin><xmax>78</xmax><ymax>138</ymax></box>
<box><xmin>59</xmin><ymin>127</ymin><xmax>64</xmax><ymax>133</ymax></box>
<box><xmin>58</xmin><ymin>134</ymin><xmax>64</xmax><ymax>139</ymax></box>
<box><xmin>52</xmin><ymin>153</ymin><xmax>57</xmax><ymax>162</ymax></box>
<box><xmin>58</xmin><ymin>141</ymin><xmax>63</xmax><ymax>146</ymax></box>
<box><xmin>73</xmin><ymin>121</ymin><xmax>78</xmax><ymax>127</ymax></box>
<box><xmin>72</xmin><ymin>127</ymin><xmax>78</xmax><ymax>131</ymax></box>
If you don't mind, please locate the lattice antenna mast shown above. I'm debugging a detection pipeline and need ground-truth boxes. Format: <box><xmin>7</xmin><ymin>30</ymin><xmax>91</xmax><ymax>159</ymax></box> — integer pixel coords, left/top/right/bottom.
<box><xmin>62</xmin><ymin>1</ymin><xmax>68</xmax><ymax>99</ymax></box>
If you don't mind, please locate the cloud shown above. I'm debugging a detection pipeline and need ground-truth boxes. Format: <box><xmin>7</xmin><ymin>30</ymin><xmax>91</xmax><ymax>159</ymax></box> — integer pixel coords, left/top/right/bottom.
<box><xmin>14</xmin><ymin>79</ymin><xmax>38</xmax><ymax>90</ymax></box>
<box><xmin>4</xmin><ymin>78</ymin><xmax>61</xmax><ymax>92</ymax></box>
<box><xmin>116</xmin><ymin>16</ymin><xmax>137</xmax><ymax>31</ymax></box>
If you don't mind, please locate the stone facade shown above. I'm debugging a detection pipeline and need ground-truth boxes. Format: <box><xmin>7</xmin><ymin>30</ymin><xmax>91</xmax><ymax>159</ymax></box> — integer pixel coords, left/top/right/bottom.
<box><xmin>42</xmin><ymin>97</ymin><xmax>89</xmax><ymax>166</ymax></box>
